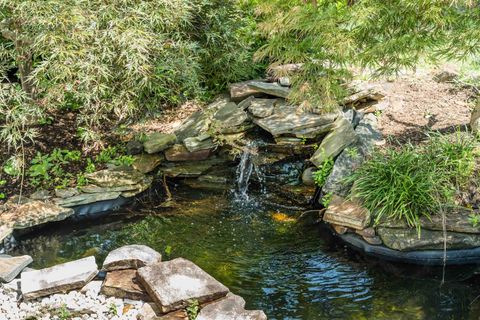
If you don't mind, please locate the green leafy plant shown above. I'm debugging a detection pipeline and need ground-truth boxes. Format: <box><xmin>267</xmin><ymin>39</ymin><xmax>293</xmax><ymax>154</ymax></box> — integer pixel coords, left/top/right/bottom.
<box><xmin>108</xmin><ymin>303</ymin><xmax>118</xmax><ymax>316</ymax></box>
<box><xmin>312</xmin><ymin>158</ymin><xmax>334</xmax><ymax>187</ymax></box>
<box><xmin>57</xmin><ymin>304</ymin><xmax>71</xmax><ymax>320</ymax></box>
<box><xmin>469</xmin><ymin>213</ymin><xmax>480</xmax><ymax>228</ymax></box>
<box><xmin>110</xmin><ymin>155</ymin><xmax>135</xmax><ymax>167</ymax></box>
<box><xmin>186</xmin><ymin>299</ymin><xmax>200</xmax><ymax>320</ymax></box>
<box><xmin>321</xmin><ymin>192</ymin><xmax>333</xmax><ymax>208</ymax></box>
<box><xmin>3</xmin><ymin>157</ymin><xmax>21</xmax><ymax>176</ymax></box>
<box><xmin>0</xmin><ymin>179</ymin><xmax>6</xmax><ymax>199</ymax></box>
<box><xmin>348</xmin><ymin>132</ymin><xmax>476</xmax><ymax>232</ymax></box>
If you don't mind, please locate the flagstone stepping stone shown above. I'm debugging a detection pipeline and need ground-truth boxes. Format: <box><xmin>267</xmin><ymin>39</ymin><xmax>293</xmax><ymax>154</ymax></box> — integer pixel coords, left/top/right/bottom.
<box><xmin>137</xmin><ymin>258</ymin><xmax>229</xmax><ymax>313</ymax></box>
<box><xmin>143</xmin><ymin>133</ymin><xmax>177</xmax><ymax>154</ymax></box>
<box><xmin>101</xmin><ymin>269</ymin><xmax>151</xmax><ymax>301</ymax></box>
<box><xmin>197</xmin><ymin>293</ymin><xmax>267</xmax><ymax>320</ymax></box>
<box><xmin>21</xmin><ymin>256</ymin><xmax>98</xmax><ymax>300</ymax></box>
<box><xmin>102</xmin><ymin>245</ymin><xmax>162</xmax><ymax>271</ymax></box>
<box><xmin>323</xmin><ymin>195</ymin><xmax>371</xmax><ymax>230</ymax></box>
<box><xmin>0</xmin><ymin>255</ymin><xmax>33</xmax><ymax>283</ymax></box>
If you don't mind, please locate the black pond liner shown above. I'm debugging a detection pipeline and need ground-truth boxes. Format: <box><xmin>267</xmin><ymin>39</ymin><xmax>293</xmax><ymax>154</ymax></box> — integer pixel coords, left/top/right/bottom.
<box><xmin>338</xmin><ymin>232</ymin><xmax>480</xmax><ymax>266</ymax></box>
<box><xmin>70</xmin><ymin>197</ymin><xmax>131</xmax><ymax>220</ymax></box>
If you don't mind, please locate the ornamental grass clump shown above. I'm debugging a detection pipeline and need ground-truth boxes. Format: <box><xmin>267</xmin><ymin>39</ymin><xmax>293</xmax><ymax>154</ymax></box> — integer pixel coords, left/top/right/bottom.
<box><xmin>348</xmin><ymin>132</ymin><xmax>476</xmax><ymax>231</ymax></box>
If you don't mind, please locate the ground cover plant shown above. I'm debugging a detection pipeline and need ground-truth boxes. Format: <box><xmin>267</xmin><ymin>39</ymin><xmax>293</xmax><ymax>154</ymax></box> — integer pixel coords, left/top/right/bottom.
<box><xmin>348</xmin><ymin>132</ymin><xmax>477</xmax><ymax>232</ymax></box>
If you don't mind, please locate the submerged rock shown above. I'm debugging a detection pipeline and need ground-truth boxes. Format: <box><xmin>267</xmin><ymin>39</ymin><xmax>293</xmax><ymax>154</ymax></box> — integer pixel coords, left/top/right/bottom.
<box><xmin>323</xmin><ymin>195</ymin><xmax>371</xmax><ymax>230</ymax></box>
<box><xmin>377</xmin><ymin>227</ymin><xmax>480</xmax><ymax>251</ymax></box>
<box><xmin>1</xmin><ymin>201</ymin><xmax>74</xmax><ymax>230</ymax></box>
<box><xmin>21</xmin><ymin>256</ymin><xmax>98</xmax><ymax>300</ymax></box>
<box><xmin>132</xmin><ymin>154</ymin><xmax>163</xmax><ymax>174</ymax></box>
<box><xmin>137</xmin><ymin>258</ymin><xmax>229</xmax><ymax>313</ymax></box>
<box><xmin>323</xmin><ymin>113</ymin><xmax>383</xmax><ymax>196</ymax></box>
<box><xmin>310</xmin><ymin>117</ymin><xmax>356</xmax><ymax>168</ymax></box>
<box><xmin>143</xmin><ymin>133</ymin><xmax>176</xmax><ymax>154</ymax></box>
<box><xmin>103</xmin><ymin>244</ymin><xmax>162</xmax><ymax>271</ymax></box>
<box><xmin>197</xmin><ymin>293</ymin><xmax>267</xmax><ymax>320</ymax></box>
<box><xmin>0</xmin><ymin>255</ymin><xmax>33</xmax><ymax>283</ymax></box>
<box><xmin>101</xmin><ymin>269</ymin><xmax>151</xmax><ymax>301</ymax></box>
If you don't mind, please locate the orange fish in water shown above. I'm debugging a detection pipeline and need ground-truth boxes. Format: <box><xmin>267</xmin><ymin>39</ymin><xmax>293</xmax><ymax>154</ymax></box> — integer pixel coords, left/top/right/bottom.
<box><xmin>271</xmin><ymin>212</ymin><xmax>296</xmax><ymax>223</ymax></box>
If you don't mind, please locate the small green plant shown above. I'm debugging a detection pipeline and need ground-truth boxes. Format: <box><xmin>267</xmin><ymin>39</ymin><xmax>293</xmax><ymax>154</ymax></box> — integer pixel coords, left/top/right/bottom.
<box><xmin>469</xmin><ymin>213</ymin><xmax>480</xmax><ymax>228</ymax></box>
<box><xmin>95</xmin><ymin>146</ymin><xmax>119</xmax><ymax>164</ymax></box>
<box><xmin>57</xmin><ymin>304</ymin><xmax>71</xmax><ymax>320</ymax></box>
<box><xmin>186</xmin><ymin>299</ymin><xmax>200</xmax><ymax>320</ymax></box>
<box><xmin>312</xmin><ymin>158</ymin><xmax>334</xmax><ymax>187</ymax></box>
<box><xmin>85</xmin><ymin>158</ymin><xmax>96</xmax><ymax>174</ymax></box>
<box><xmin>0</xmin><ymin>180</ymin><xmax>6</xmax><ymax>199</ymax></box>
<box><xmin>345</xmin><ymin>147</ymin><xmax>359</xmax><ymax>159</ymax></box>
<box><xmin>110</xmin><ymin>155</ymin><xmax>135</xmax><ymax>167</ymax></box>
<box><xmin>3</xmin><ymin>157</ymin><xmax>21</xmax><ymax>176</ymax></box>
<box><xmin>321</xmin><ymin>192</ymin><xmax>333</xmax><ymax>208</ymax></box>
<box><xmin>165</xmin><ymin>245</ymin><xmax>173</xmax><ymax>256</ymax></box>
<box><xmin>38</xmin><ymin>116</ymin><xmax>54</xmax><ymax>125</ymax></box>
<box><xmin>76</xmin><ymin>174</ymin><xmax>88</xmax><ymax>187</ymax></box>
<box><xmin>109</xmin><ymin>303</ymin><xmax>118</xmax><ymax>316</ymax></box>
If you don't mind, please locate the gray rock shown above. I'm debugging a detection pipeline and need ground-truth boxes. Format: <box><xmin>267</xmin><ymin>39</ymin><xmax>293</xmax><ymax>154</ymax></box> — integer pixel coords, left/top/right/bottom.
<box><xmin>184</xmin><ymin>134</ymin><xmax>215</xmax><ymax>152</ymax></box>
<box><xmin>54</xmin><ymin>187</ymin><xmax>79</xmax><ymax>199</ymax></box>
<box><xmin>248</xmin><ymin>81</ymin><xmax>290</xmax><ymax>98</ymax></box>
<box><xmin>248</xmin><ymin>98</ymin><xmax>276</xmax><ymax>118</ymax></box>
<box><xmin>212</xmin><ymin>102</ymin><xmax>250</xmax><ymax>134</ymax></box>
<box><xmin>55</xmin><ymin>191</ymin><xmax>121</xmax><ymax>207</ymax></box>
<box><xmin>323</xmin><ymin>195</ymin><xmax>371</xmax><ymax>230</ymax></box>
<box><xmin>101</xmin><ymin>269</ymin><xmax>151</xmax><ymax>301</ymax></box>
<box><xmin>238</xmin><ymin>96</ymin><xmax>254</xmax><ymax>110</ymax></box>
<box><xmin>165</xmin><ymin>144</ymin><xmax>212</xmax><ymax>162</ymax></box>
<box><xmin>293</xmin><ymin>122</ymin><xmax>335</xmax><ymax>139</ymax></box>
<box><xmin>301</xmin><ymin>167</ymin><xmax>316</xmax><ymax>186</ymax></box>
<box><xmin>0</xmin><ymin>255</ymin><xmax>33</xmax><ymax>283</ymax></box>
<box><xmin>174</xmin><ymin>111</ymin><xmax>210</xmax><ymax>142</ymax></box>
<box><xmin>143</xmin><ymin>133</ymin><xmax>176</xmax><ymax>154</ymax></box>
<box><xmin>197</xmin><ymin>293</ymin><xmax>267</xmax><ymax>320</ymax></box>
<box><xmin>278</xmin><ymin>77</ymin><xmax>291</xmax><ymax>87</ymax></box>
<box><xmin>433</xmin><ymin>70</ymin><xmax>459</xmax><ymax>83</ymax></box>
<box><xmin>323</xmin><ymin>113</ymin><xmax>383</xmax><ymax>196</ymax></box>
<box><xmin>120</xmin><ymin>176</ymin><xmax>153</xmax><ymax>198</ymax></box>
<box><xmin>0</xmin><ymin>225</ymin><xmax>13</xmax><ymax>243</ymax></box>
<box><xmin>377</xmin><ymin>227</ymin><xmax>480</xmax><ymax>251</ymax></box>
<box><xmin>85</xmin><ymin>168</ymin><xmax>145</xmax><ymax>188</ymax></box>
<box><xmin>126</xmin><ymin>140</ymin><xmax>144</xmax><ymax>155</ymax></box>
<box><xmin>310</xmin><ymin>117</ymin><xmax>357</xmax><ymax>167</ymax></box>
<box><xmin>80</xmin><ymin>280</ymin><xmax>102</xmax><ymax>296</ymax></box>
<box><xmin>103</xmin><ymin>244</ymin><xmax>162</xmax><ymax>271</ymax></box>
<box><xmin>230</xmin><ymin>80</ymin><xmax>265</xmax><ymax>102</ymax></box>
<box><xmin>21</xmin><ymin>256</ymin><xmax>98</xmax><ymax>300</ymax></box>
<box><xmin>255</xmin><ymin>105</ymin><xmax>337</xmax><ymax>137</ymax></box>
<box><xmin>1</xmin><ymin>201</ymin><xmax>74</xmax><ymax>229</ymax></box>
<box><xmin>29</xmin><ymin>189</ymin><xmax>51</xmax><ymax>201</ymax></box>
<box><xmin>132</xmin><ymin>154</ymin><xmax>162</xmax><ymax>174</ymax></box>
<box><xmin>137</xmin><ymin>258</ymin><xmax>229</xmax><ymax>313</ymax></box>
<box><xmin>470</xmin><ymin>103</ymin><xmax>480</xmax><ymax>134</ymax></box>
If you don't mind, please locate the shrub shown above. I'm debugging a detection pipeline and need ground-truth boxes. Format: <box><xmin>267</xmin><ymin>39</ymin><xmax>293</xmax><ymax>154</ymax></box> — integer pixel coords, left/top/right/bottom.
<box><xmin>348</xmin><ymin>132</ymin><xmax>476</xmax><ymax>231</ymax></box>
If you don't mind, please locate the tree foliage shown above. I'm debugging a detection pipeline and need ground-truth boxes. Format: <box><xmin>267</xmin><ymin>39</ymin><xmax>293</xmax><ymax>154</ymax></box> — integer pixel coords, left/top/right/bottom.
<box><xmin>255</xmin><ymin>0</ymin><xmax>480</xmax><ymax>112</ymax></box>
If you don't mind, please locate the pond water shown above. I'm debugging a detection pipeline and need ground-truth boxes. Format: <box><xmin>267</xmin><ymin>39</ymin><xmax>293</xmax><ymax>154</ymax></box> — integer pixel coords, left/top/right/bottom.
<box><xmin>9</xmin><ymin>186</ymin><xmax>480</xmax><ymax>320</ymax></box>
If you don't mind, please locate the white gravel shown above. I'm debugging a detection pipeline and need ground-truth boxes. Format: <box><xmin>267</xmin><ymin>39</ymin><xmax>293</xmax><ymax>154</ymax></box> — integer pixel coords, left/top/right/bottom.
<box><xmin>0</xmin><ymin>282</ymin><xmax>143</xmax><ymax>320</ymax></box>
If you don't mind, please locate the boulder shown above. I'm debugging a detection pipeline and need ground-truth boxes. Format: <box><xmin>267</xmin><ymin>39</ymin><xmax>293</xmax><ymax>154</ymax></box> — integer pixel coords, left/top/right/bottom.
<box><xmin>165</xmin><ymin>144</ymin><xmax>212</xmax><ymax>162</ymax></box>
<box><xmin>323</xmin><ymin>195</ymin><xmax>371</xmax><ymax>230</ymax></box>
<box><xmin>85</xmin><ymin>168</ymin><xmax>145</xmax><ymax>188</ymax></box>
<box><xmin>310</xmin><ymin>117</ymin><xmax>357</xmax><ymax>168</ymax></box>
<box><xmin>247</xmin><ymin>81</ymin><xmax>290</xmax><ymax>98</ymax></box>
<box><xmin>197</xmin><ymin>293</ymin><xmax>267</xmax><ymax>320</ymax></box>
<box><xmin>255</xmin><ymin>105</ymin><xmax>337</xmax><ymax>137</ymax></box>
<box><xmin>323</xmin><ymin>113</ymin><xmax>383</xmax><ymax>196</ymax></box>
<box><xmin>0</xmin><ymin>201</ymin><xmax>74</xmax><ymax>229</ymax></box>
<box><xmin>0</xmin><ymin>255</ymin><xmax>33</xmax><ymax>283</ymax></box>
<box><xmin>102</xmin><ymin>244</ymin><xmax>162</xmax><ymax>271</ymax></box>
<box><xmin>137</xmin><ymin>258</ymin><xmax>229</xmax><ymax>313</ymax></box>
<box><xmin>143</xmin><ymin>133</ymin><xmax>176</xmax><ymax>154</ymax></box>
<box><xmin>21</xmin><ymin>256</ymin><xmax>98</xmax><ymax>300</ymax></box>
<box><xmin>377</xmin><ymin>227</ymin><xmax>480</xmax><ymax>251</ymax></box>
<box><xmin>278</xmin><ymin>77</ymin><xmax>291</xmax><ymax>87</ymax></box>
<box><xmin>55</xmin><ymin>191</ymin><xmax>121</xmax><ymax>207</ymax></box>
<box><xmin>301</xmin><ymin>167</ymin><xmax>316</xmax><ymax>186</ymax></box>
<box><xmin>132</xmin><ymin>154</ymin><xmax>163</xmax><ymax>174</ymax></box>
<box><xmin>247</xmin><ymin>99</ymin><xmax>276</xmax><ymax>118</ymax></box>
<box><xmin>230</xmin><ymin>80</ymin><xmax>266</xmax><ymax>102</ymax></box>
<box><xmin>101</xmin><ymin>269</ymin><xmax>151</xmax><ymax>301</ymax></box>
<box><xmin>184</xmin><ymin>134</ymin><xmax>215</xmax><ymax>152</ymax></box>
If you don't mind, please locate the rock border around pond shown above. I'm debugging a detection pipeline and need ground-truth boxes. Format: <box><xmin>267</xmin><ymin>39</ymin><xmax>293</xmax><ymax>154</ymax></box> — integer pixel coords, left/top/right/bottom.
<box><xmin>0</xmin><ymin>245</ymin><xmax>267</xmax><ymax>319</ymax></box>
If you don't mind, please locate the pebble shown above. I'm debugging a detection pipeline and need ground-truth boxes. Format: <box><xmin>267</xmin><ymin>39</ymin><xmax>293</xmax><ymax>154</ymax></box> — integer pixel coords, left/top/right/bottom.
<box><xmin>0</xmin><ymin>284</ymin><xmax>143</xmax><ymax>319</ymax></box>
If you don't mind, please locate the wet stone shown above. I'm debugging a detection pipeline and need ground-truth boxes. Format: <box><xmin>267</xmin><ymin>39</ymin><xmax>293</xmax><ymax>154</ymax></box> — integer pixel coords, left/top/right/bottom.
<box><xmin>137</xmin><ymin>258</ymin><xmax>229</xmax><ymax>313</ymax></box>
<box><xmin>103</xmin><ymin>244</ymin><xmax>162</xmax><ymax>271</ymax></box>
<box><xmin>101</xmin><ymin>269</ymin><xmax>151</xmax><ymax>301</ymax></box>
<box><xmin>21</xmin><ymin>256</ymin><xmax>98</xmax><ymax>300</ymax></box>
<box><xmin>0</xmin><ymin>255</ymin><xmax>33</xmax><ymax>283</ymax></box>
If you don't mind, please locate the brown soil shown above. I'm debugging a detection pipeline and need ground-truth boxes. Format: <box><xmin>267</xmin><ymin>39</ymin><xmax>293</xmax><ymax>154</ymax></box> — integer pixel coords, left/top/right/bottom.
<box><xmin>371</xmin><ymin>70</ymin><xmax>475</xmax><ymax>145</ymax></box>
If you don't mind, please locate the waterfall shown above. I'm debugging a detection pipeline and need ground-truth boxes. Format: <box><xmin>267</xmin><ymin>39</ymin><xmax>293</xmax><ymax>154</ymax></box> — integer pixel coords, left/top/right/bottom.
<box><xmin>234</xmin><ymin>142</ymin><xmax>265</xmax><ymax>203</ymax></box>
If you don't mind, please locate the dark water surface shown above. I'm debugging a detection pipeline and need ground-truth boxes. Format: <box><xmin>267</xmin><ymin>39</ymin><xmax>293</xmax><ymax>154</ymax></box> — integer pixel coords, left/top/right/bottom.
<box><xmin>10</xmin><ymin>188</ymin><xmax>480</xmax><ymax>320</ymax></box>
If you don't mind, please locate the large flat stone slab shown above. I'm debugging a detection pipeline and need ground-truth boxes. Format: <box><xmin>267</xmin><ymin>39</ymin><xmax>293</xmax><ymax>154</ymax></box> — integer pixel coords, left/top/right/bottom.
<box><xmin>85</xmin><ymin>168</ymin><xmax>145</xmax><ymax>188</ymax></box>
<box><xmin>103</xmin><ymin>244</ymin><xmax>162</xmax><ymax>271</ymax></box>
<box><xmin>21</xmin><ymin>256</ymin><xmax>98</xmax><ymax>300</ymax></box>
<box><xmin>132</xmin><ymin>154</ymin><xmax>163</xmax><ymax>174</ymax></box>
<box><xmin>0</xmin><ymin>255</ymin><xmax>33</xmax><ymax>283</ymax></box>
<box><xmin>164</xmin><ymin>144</ymin><xmax>212</xmax><ymax>162</ymax></box>
<box><xmin>55</xmin><ymin>191</ymin><xmax>121</xmax><ymax>207</ymax></box>
<box><xmin>248</xmin><ymin>81</ymin><xmax>290</xmax><ymax>98</ymax></box>
<box><xmin>101</xmin><ymin>269</ymin><xmax>151</xmax><ymax>301</ymax></box>
<box><xmin>323</xmin><ymin>195</ymin><xmax>371</xmax><ymax>230</ymax></box>
<box><xmin>0</xmin><ymin>201</ymin><xmax>74</xmax><ymax>230</ymax></box>
<box><xmin>229</xmin><ymin>80</ymin><xmax>266</xmax><ymax>102</ymax></box>
<box><xmin>137</xmin><ymin>258</ymin><xmax>229</xmax><ymax>313</ymax></box>
<box><xmin>197</xmin><ymin>293</ymin><xmax>267</xmax><ymax>320</ymax></box>
<box><xmin>143</xmin><ymin>133</ymin><xmax>177</xmax><ymax>154</ymax></box>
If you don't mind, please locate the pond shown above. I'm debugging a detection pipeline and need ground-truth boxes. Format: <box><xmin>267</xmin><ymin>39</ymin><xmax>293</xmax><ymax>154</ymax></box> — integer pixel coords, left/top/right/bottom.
<box><xmin>9</xmin><ymin>186</ymin><xmax>480</xmax><ymax>320</ymax></box>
